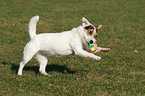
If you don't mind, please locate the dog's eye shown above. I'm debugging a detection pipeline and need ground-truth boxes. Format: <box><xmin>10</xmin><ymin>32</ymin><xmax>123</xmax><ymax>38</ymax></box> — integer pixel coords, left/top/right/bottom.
<box><xmin>95</xmin><ymin>35</ymin><xmax>97</xmax><ymax>38</ymax></box>
<box><xmin>88</xmin><ymin>31</ymin><xmax>93</xmax><ymax>35</ymax></box>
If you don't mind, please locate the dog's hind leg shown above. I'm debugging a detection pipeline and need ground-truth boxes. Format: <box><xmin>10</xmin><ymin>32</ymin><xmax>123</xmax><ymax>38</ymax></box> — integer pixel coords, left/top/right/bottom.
<box><xmin>18</xmin><ymin>43</ymin><xmax>39</xmax><ymax>76</ymax></box>
<box><xmin>35</xmin><ymin>53</ymin><xmax>51</xmax><ymax>76</ymax></box>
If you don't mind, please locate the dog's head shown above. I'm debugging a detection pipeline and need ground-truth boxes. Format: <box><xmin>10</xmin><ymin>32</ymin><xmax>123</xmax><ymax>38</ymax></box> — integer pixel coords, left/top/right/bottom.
<box><xmin>82</xmin><ymin>17</ymin><xmax>102</xmax><ymax>44</ymax></box>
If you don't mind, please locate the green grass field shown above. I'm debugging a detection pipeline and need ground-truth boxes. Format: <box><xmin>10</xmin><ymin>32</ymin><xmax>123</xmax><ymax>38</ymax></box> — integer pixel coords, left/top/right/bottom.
<box><xmin>0</xmin><ymin>0</ymin><xmax>145</xmax><ymax>95</ymax></box>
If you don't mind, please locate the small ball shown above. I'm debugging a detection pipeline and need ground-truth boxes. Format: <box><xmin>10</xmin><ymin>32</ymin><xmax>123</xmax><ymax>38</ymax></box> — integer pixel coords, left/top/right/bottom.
<box><xmin>89</xmin><ymin>43</ymin><xmax>97</xmax><ymax>53</ymax></box>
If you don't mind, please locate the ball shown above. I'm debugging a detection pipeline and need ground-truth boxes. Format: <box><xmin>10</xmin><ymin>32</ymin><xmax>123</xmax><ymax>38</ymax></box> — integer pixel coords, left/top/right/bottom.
<box><xmin>89</xmin><ymin>43</ymin><xmax>97</xmax><ymax>53</ymax></box>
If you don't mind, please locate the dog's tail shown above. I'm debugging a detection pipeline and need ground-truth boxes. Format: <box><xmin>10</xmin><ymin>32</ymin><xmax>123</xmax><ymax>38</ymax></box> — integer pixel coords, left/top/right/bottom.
<box><xmin>28</xmin><ymin>15</ymin><xmax>39</xmax><ymax>39</ymax></box>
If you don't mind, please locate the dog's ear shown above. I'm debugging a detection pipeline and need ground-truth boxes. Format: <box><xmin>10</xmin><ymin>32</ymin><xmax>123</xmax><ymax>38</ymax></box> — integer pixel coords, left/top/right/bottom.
<box><xmin>96</xmin><ymin>24</ymin><xmax>102</xmax><ymax>29</ymax></box>
<box><xmin>82</xmin><ymin>17</ymin><xmax>91</xmax><ymax>27</ymax></box>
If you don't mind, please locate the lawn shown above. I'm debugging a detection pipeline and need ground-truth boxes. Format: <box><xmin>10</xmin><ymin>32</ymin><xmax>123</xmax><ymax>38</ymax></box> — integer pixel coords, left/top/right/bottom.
<box><xmin>0</xmin><ymin>0</ymin><xmax>145</xmax><ymax>95</ymax></box>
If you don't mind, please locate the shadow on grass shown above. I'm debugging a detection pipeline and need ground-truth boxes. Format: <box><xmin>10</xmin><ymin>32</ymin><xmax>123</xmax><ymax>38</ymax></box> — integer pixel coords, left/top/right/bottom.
<box><xmin>2</xmin><ymin>61</ymin><xmax>76</xmax><ymax>74</ymax></box>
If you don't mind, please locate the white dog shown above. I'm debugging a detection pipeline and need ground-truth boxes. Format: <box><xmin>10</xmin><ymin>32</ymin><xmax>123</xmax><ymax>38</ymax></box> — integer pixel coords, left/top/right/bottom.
<box><xmin>18</xmin><ymin>16</ymin><xmax>110</xmax><ymax>76</ymax></box>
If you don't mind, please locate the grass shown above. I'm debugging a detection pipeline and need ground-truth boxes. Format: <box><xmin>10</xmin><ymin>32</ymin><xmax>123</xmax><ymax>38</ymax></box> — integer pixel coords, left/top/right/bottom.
<box><xmin>0</xmin><ymin>0</ymin><xmax>145</xmax><ymax>95</ymax></box>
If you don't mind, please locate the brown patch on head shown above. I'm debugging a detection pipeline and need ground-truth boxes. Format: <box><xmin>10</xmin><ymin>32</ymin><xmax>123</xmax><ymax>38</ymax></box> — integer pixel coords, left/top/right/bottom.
<box><xmin>93</xmin><ymin>30</ymin><xmax>98</xmax><ymax>38</ymax></box>
<box><xmin>84</xmin><ymin>25</ymin><xmax>95</xmax><ymax>36</ymax></box>
<box><xmin>94</xmin><ymin>25</ymin><xmax>103</xmax><ymax>38</ymax></box>
<box><xmin>84</xmin><ymin>25</ymin><xmax>98</xmax><ymax>39</ymax></box>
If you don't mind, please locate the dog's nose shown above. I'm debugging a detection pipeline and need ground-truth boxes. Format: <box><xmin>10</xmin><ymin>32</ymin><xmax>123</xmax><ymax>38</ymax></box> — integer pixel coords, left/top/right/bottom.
<box><xmin>90</xmin><ymin>40</ymin><xmax>93</xmax><ymax>44</ymax></box>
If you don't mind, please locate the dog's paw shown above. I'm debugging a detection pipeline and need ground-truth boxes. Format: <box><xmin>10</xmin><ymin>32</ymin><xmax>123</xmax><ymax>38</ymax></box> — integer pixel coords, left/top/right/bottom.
<box><xmin>96</xmin><ymin>57</ymin><xmax>101</xmax><ymax>61</ymax></box>
<box><xmin>18</xmin><ymin>70</ymin><xmax>22</xmax><ymax>76</ymax></box>
<box><xmin>18</xmin><ymin>72</ymin><xmax>22</xmax><ymax>76</ymax></box>
<box><xmin>40</xmin><ymin>71</ymin><xmax>52</xmax><ymax>76</ymax></box>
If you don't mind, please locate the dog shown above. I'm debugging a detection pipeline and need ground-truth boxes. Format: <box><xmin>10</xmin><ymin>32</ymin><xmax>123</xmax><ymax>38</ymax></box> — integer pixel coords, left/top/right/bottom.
<box><xmin>18</xmin><ymin>16</ymin><xmax>110</xmax><ymax>76</ymax></box>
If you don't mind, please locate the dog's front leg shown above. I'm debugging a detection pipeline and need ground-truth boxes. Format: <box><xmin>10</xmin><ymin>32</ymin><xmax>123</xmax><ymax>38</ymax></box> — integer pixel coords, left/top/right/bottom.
<box><xmin>75</xmin><ymin>49</ymin><xmax>101</xmax><ymax>60</ymax></box>
<box><xmin>94</xmin><ymin>47</ymin><xmax>110</xmax><ymax>53</ymax></box>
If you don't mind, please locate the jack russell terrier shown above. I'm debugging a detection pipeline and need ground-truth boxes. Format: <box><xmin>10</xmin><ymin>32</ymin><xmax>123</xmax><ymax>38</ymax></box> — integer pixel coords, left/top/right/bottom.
<box><xmin>18</xmin><ymin>16</ymin><xmax>110</xmax><ymax>76</ymax></box>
